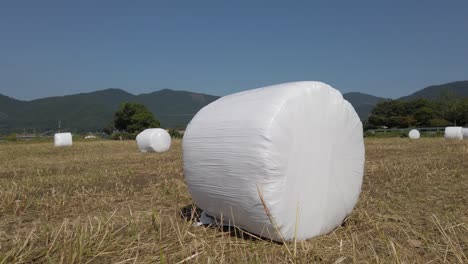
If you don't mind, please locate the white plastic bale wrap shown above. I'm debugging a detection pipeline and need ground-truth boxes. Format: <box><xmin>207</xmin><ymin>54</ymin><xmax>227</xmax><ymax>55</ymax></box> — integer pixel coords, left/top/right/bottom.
<box><xmin>183</xmin><ymin>81</ymin><xmax>365</xmax><ymax>241</ymax></box>
<box><xmin>408</xmin><ymin>129</ymin><xmax>420</xmax><ymax>139</ymax></box>
<box><xmin>136</xmin><ymin>128</ymin><xmax>171</xmax><ymax>153</ymax></box>
<box><xmin>444</xmin><ymin>127</ymin><xmax>463</xmax><ymax>140</ymax></box>
<box><xmin>463</xmin><ymin>128</ymin><xmax>468</xmax><ymax>139</ymax></box>
<box><xmin>54</xmin><ymin>132</ymin><xmax>72</xmax><ymax>147</ymax></box>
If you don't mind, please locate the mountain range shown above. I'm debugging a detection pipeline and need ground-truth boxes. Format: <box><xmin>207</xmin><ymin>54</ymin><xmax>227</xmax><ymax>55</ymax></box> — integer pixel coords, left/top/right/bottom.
<box><xmin>1</xmin><ymin>81</ymin><xmax>467</xmax><ymax>134</ymax></box>
<box><xmin>399</xmin><ymin>81</ymin><xmax>468</xmax><ymax>101</ymax></box>
<box><xmin>0</xmin><ymin>88</ymin><xmax>218</xmax><ymax>133</ymax></box>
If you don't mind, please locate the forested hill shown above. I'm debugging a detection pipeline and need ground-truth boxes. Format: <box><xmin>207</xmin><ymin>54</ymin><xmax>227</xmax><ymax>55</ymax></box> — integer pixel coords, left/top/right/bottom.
<box><xmin>1</xmin><ymin>80</ymin><xmax>467</xmax><ymax>133</ymax></box>
<box><xmin>343</xmin><ymin>92</ymin><xmax>388</xmax><ymax>120</ymax></box>
<box><xmin>368</xmin><ymin>81</ymin><xmax>468</xmax><ymax>128</ymax></box>
<box><xmin>399</xmin><ymin>81</ymin><xmax>468</xmax><ymax>101</ymax></box>
<box><xmin>0</xmin><ymin>89</ymin><xmax>219</xmax><ymax>133</ymax></box>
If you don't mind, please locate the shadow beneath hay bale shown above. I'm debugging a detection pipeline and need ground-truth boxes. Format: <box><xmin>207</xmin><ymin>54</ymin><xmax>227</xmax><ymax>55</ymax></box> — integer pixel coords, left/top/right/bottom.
<box><xmin>340</xmin><ymin>216</ymin><xmax>350</xmax><ymax>227</ymax></box>
<box><xmin>179</xmin><ymin>203</ymin><xmax>203</xmax><ymax>222</ymax></box>
<box><xmin>179</xmin><ymin>204</ymin><xmax>279</xmax><ymax>243</ymax></box>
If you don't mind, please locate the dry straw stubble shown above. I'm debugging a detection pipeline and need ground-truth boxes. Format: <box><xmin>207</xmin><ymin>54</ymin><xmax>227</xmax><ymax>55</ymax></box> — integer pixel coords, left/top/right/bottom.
<box><xmin>0</xmin><ymin>138</ymin><xmax>466</xmax><ymax>263</ymax></box>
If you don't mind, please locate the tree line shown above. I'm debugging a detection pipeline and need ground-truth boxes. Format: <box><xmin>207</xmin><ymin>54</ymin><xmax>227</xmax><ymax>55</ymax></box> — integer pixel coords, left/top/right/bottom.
<box><xmin>104</xmin><ymin>102</ymin><xmax>182</xmax><ymax>139</ymax></box>
<box><xmin>366</xmin><ymin>97</ymin><xmax>468</xmax><ymax>129</ymax></box>
<box><xmin>106</xmin><ymin>98</ymin><xmax>468</xmax><ymax>136</ymax></box>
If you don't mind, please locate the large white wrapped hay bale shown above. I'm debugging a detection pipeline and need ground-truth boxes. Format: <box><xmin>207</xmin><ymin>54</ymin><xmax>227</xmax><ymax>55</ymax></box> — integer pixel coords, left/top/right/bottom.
<box><xmin>408</xmin><ymin>129</ymin><xmax>420</xmax><ymax>139</ymax></box>
<box><xmin>463</xmin><ymin>128</ymin><xmax>468</xmax><ymax>139</ymax></box>
<box><xmin>136</xmin><ymin>128</ymin><xmax>171</xmax><ymax>152</ymax></box>
<box><xmin>183</xmin><ymin>81</ymin><xmax>365</xmax><ymax>241</ymax></box>
<box><xmin>54</xmin><ymin>132</ymin><xmax>72</xmax><ymax>147</ymax></box>
<box><xmin>444</xmin><ymin>126</ymin><xmax>463</xmax><ymax>140</ymax></box>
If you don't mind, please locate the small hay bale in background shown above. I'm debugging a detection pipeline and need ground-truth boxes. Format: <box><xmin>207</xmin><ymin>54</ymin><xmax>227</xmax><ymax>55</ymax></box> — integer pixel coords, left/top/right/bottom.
<box><xmin>408</xmin><ymin>129</ymin><xmax>420</xmax><ymax>139</ymax></box>
<box><xmin>54</xmin><ymin>132</ymin><xmax>73</xmax><ymax>147</ymax></box>
<box><xmin>136</xmin><ymin>128</ymin><xmax>171</xmax><ymax>153</ymax></box>
<box><xmin>444</xmin><ymin>126</ymin><xmax>463</xmax><ymax>140</ymax></box>
<box><xmin>462</xmin><ymin>128</ymin><xmax>468</xmax><ymax>139</ymax></box>
<box><xmin>183</xmin><ymin>81</ymin><xmax>365</xmax><ymax>242</ymax></box>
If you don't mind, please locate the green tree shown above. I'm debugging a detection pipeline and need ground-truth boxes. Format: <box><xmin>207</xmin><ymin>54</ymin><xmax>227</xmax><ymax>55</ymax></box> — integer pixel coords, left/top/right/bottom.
<box><xmin>113</xmin><ymin>102</ymin><xmax>160</xmax><ymax>134</ymax></box>
<box><xmin>367</xmin><ymin>114</ymin><xmax>386</xmax><ymax>128</ymax></box>
<box><xmin>413</xmin><ymin>107</ymin><xmax>435</xmax><ymax>126</ymax></box>
<box><xmin>102</xmin><ymin>122</ymin><xmax>114</xmax><ymax>135</ymax></box>
<box><xmin>168</xmin><ymin>128</ymin><xmax>182</xmax><ymax>138</ymax></box>
<box><xmin>428</xmin><ymin>118</ymin><xmax>451</xmax><ymax>127</ymax></box>
<box><xmin>459</xmin><ymin>99</ymin><xmax>468</xmax><ymax>126</ymax></box>
<box><xmin>439</xmin><ymin>99</ymin><xmax>459</xmax><ymax>125</ymax></box>
<box><xmin>404</xmin><ymin>98</ymin><xmax>432</xmax><ymax>114</ymax></box>
<box><xmin>367</xmin><ymin>98</ymin><xmax>457</xmax><ymax>129</ymax></box>
<box><xmin>368</xmin><ymin>100</ymin><xmax>415</xmax><ymax>128</ymax></box>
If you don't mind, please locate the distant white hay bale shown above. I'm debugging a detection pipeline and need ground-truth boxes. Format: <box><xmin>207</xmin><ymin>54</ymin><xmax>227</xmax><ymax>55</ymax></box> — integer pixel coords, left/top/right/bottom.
<box><xmin>462</xmin><ymin>128</ymin><xmax>468</xmax><ymax>139</ymax></box>
<box><xmin>136</xmin><ymin>128</ymin><xmax>171</xmax><ymax>153</ymax></box>
<box><xmin>54</xmin><ymin>132</ymin><xmax>72</xmax><ymax>147</ymax></box>
<box><xmin>444</xmin><ymin>126</ymin><xmax>463</xmax><ymax>140</ymax></box>
<box><xmin>183</xmin><ymin>81</ymin><xmax>365</xmax><ymax>242</ymax></box>
<box><xmin>408</xmin><ymin>129</ymin><xmax>420</xmax><ymax>139</ymax></box>
<box><xmin>84</xmin><ymin>135</ymin><xmax>96</xmax><ymax>139</ymax></box>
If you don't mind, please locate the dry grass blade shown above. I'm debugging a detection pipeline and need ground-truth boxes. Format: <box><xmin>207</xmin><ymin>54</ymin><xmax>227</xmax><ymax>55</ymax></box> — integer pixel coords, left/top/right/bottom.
<box><xmin>257</xmin><ymin>185</ymin><xmax>294</xmax><ymax>260</ymax></box>
<box><xmin>175</xmin><ymin>251</ymin><xmax>203</xmax><ymax>264</ymax></box>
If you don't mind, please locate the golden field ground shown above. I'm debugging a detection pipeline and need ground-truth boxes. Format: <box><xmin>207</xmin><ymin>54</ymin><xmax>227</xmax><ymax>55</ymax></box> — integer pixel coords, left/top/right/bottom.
<box><xmin>0</xmin><ymin>138</ymin><xmax>467</xmax><ymax>263</ymax></box>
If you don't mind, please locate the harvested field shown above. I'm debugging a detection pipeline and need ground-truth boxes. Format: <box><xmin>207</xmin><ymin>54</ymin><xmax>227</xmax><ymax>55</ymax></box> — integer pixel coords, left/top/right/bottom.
<box><xmin>0</xmin><ymin>138</ymin><xmax>467</xmax><ymax>263</ymax></box>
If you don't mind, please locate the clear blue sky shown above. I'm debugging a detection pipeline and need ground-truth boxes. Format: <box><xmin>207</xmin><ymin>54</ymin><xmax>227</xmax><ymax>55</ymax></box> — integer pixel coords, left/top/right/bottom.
<box><xmin>1</xmin><ymin>0</ymin><xmax>467</xmax><ymax>100</ymax></box>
